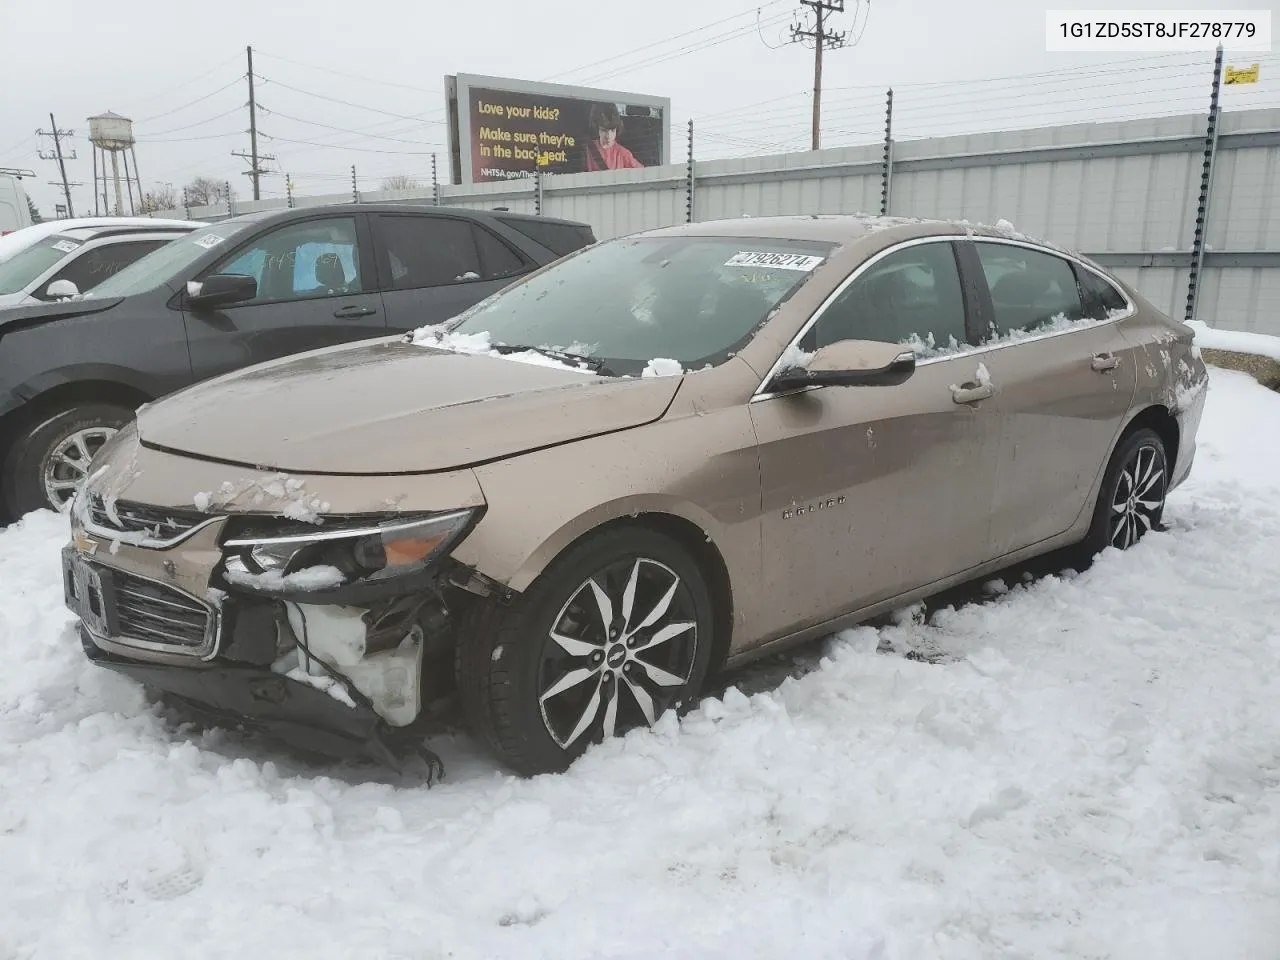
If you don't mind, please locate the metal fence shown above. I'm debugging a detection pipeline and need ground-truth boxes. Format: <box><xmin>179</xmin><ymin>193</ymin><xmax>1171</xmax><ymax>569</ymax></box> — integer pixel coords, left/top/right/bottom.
<box><xmin>150</xmin><ymin>104</ymin><xmax>1280</xmax><ymax>339</ymax></box>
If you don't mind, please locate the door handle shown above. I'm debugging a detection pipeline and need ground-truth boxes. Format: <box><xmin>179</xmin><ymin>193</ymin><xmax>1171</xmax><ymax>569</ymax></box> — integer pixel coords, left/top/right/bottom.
<box><xmin>333</xmin><ymin>304</ymin><xmax>377</xmax><ymax>319</ymax></box>
<box><xmin>1091</xmin><ymin>352</ymin><xmax>1120</xmax><ymax>372</ymax></box>
<box><xmin>951</xmin><ymin>381</ymin><xmax>995</xmax><ymax>405</ymax></box>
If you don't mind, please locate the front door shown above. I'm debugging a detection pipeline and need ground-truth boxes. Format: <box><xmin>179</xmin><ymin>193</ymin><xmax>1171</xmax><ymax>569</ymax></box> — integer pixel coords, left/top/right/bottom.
<box><xmin>183</xmin><ymin>214</ymin><xmax>386</xmax><ymax>381</ymax></box>
<box><xmin>371</xmin><ymin>212</ymin><xmax>533</xmax><ymax>332</ymax></box>
<box><xmin>965</xmin><ymin>240</ymin><xmax>1138</xmax><ymax>556</ymax></box>
<box><xmin>749</xmin><ymin>239</ymin><xmax>1003</xmax><ymax>644</ymax></box>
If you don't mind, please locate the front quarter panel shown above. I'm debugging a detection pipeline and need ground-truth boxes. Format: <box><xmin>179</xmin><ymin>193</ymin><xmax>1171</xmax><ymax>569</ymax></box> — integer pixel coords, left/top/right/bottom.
<box><xmin>450</xmin><ymin>361</ymin><xmax>765</xmax><ymax>656</ymax></box>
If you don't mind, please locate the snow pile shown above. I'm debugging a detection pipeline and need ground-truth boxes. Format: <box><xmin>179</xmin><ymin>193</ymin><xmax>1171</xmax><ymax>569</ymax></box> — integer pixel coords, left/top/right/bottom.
<box><xmin>223</xmin><ymin>564</ymin><xmax>346</xmax><ymax>592</ymax></box>
<box><xmin>409</xmin><ymin>324</ymin><xmax>600</xmax><ymax>375</ymax></box>
<box><xmin>193</xmin><ymin>474</ymin><xmax>332</xmax><ymax>524</ymax></box>
<box><xmin>776</xmin><ymin>342</ymin><xmax>815</xmax><ymax>370</ymax></box>
<box><xmin>640</xmin><ymin>357</ymin><xmax>684</xmax><ymax>378</ymax></box>
<box><xmin>1188</xmin><ymin>319</ymin><xmax>1280</xmax><ymax>362</ymax></box>
<box><xmin>2</xmin><ymin>371</ymin><xmax>1280</xmax><ymax>957</ymax></box>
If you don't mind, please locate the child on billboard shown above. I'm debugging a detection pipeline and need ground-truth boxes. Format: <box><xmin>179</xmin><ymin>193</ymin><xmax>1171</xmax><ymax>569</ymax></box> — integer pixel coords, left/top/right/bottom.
<box><xmin>585</xmin><ymin>103</ymin><xmax>644</xmax><ymax>171</ymax></box>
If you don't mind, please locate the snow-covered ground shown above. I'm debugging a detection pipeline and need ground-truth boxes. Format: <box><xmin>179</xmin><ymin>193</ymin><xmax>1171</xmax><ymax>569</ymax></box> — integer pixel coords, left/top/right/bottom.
<box><xmin>2</xmin><ymin>368</ymin><xmax>1279</xmax><ymax>960</ymax></box>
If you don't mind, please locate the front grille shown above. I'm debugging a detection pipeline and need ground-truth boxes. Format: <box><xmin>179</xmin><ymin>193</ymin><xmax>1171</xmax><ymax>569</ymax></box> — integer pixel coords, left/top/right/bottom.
<box><xmin>112</xmin><ymin>570</ymin><xmax>214</xmax><ymax>653</ymax></box>
<box><xmin>87</xmin><ymin>495</ymin><xmax>208</xmax><ymax>543</ymax></box>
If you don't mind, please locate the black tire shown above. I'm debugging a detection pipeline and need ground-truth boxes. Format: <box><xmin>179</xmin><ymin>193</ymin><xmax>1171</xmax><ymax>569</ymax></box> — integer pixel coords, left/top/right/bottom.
<box><xmin>1</xmin><ymin>402</ymin><xmax>134</xmax><ymax>517</ymax></box>
<box><xmin>1075</xmin><ymin>426</ymin><xmax>1169</xmax><ymax>563</ymax></box>
<box><xmin>455</xmin><ymin>525</ymin><xmax>718</xmax><ymax>777</ymax></box>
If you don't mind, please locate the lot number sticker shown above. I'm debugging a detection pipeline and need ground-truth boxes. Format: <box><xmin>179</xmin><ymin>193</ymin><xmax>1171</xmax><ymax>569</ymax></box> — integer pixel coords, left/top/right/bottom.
<box><xmin>192</xmin><ymin>233</ymin><xmax>226</xmax><ymax>250</ymax></box>
<box><xmin>725</xmin><ymin>251</ymin><xmax>825</xmax><ymax>271</ymax></box>
<box><xmin>51</xmin><ymin>240</ymin><xmax>81</xmax><ymax>254</ymax></box>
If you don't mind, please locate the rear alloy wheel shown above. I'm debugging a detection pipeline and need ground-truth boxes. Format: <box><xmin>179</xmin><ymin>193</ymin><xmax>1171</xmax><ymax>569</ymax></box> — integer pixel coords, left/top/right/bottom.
<box><xmin>456</xmin><ymin>527</ymin><xmax>716</xmax><ymax>777</ymax></box>
<box><xmin>1107</xmin><ymin>439</ymin><xmax>1168</xmax><ymax>549</ymax></box>
<box><xmin>1077</xmin><ymin>425</ymin><xmax>1169</xmax><ymax>562</ymax></box>
<box><xmin>2</xmin><ymin>403</ymin><xmax>133</xmax><ymax>517</ymax></box>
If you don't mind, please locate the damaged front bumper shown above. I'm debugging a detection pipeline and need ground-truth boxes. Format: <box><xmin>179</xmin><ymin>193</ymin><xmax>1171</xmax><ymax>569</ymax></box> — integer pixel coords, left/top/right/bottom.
<box><xmin>78</xmin><ymin>625</ymin><xmax>403</xmax><ymax>766</ymax></box>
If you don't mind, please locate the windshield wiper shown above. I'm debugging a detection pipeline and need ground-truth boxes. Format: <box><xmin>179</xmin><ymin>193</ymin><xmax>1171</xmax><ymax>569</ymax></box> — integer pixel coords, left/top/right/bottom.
<box><xmin>490</xmin><ymin>343</ymin><xmax>617</xmax><ymax>377</ymax></box>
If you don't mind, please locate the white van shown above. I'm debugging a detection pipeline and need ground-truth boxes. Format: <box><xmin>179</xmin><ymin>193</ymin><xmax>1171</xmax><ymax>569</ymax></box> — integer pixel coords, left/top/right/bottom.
<box><xmin>0</xmin><ymin>176</ymin><xmax>33</xmax><ymax>237</ymax></box>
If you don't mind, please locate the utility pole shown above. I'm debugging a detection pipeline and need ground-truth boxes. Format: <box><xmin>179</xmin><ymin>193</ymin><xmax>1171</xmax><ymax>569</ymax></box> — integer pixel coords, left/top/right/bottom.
<box><xmin>790</xmin><ymin>0</ymin><xmax>848</xmax><ymax>151</ymax></box>
<box><xmin>37</xmin><ymin>114</ymin><xmax>79</xmax><ymax>217</ymax></box>
<box><xmin>232</xmin><ymin>45</ymin><xmax>275</xmax><ymax>200</ymax></box>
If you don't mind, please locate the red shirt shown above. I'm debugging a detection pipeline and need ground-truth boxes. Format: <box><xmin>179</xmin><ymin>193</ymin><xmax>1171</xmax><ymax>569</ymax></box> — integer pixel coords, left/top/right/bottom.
<box><xmin>587</xmin><ymin>141</ymin><xmax>643</xmax><ymax>171</ymax></box>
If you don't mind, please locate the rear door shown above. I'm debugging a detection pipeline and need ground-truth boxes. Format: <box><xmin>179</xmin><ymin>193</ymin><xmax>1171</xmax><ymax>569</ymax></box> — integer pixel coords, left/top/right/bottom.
<box><xmin>371</xmin><ymin>212</ymin><xmax>534</xmax><ymax>332</ymax></box>
<box><xmin>183</xmin><ymin>213</ymin><xmax>385</xmax><ymax>381</ymax></box>
<box><xmin>961</xmin><ymin>238</ymin><xmax>1138</xmax><ymax>557</ymax></box>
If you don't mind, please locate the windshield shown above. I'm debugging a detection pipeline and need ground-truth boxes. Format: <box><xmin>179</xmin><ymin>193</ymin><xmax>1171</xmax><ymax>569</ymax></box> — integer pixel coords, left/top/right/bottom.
<box><xmin>0</xmin><ymin>236</ymin><xmax>81</xmax><ymax>295</ymax></box>
<box><xmin>446</xmin><ymin>235</ymin><xmax>835</xmax><ymax>375</ymax></box>
<box><xmin>89</xmin><ymin>220</ymin><xmax>249</xmax><ymax>298</ymax></box>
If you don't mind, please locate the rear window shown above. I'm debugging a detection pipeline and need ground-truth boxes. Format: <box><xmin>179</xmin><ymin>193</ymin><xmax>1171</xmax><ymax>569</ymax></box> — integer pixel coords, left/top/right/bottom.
<box><xmin>499</xmin><ymin>218</ymin><xmax>595</xmax><ymax>257</ymax></box>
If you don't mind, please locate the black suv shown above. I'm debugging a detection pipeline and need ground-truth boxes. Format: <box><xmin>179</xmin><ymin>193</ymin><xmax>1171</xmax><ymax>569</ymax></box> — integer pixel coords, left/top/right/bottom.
<box><xmin>0</xmin><ymin>204</ymin><xmax>596</xmax><ymax>519</ymax></box>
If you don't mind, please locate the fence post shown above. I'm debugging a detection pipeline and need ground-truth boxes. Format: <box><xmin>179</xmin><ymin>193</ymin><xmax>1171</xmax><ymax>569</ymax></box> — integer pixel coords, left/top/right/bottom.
<box><xmin>351</xmin><ymin>165</ymin><xmax>359</xmax><ymax>204</ymax></box>
<box><xmin>1185</xmin><ymin>44</ymin><xmax>1224</xmax><ymax>326</ymax></box>
<box><xmin>880</xmin><ymin>88</ymin><xmax>894</xmax><ymax>217</ymax></box>
<box><xmin>686</xmin><ymin>119</ymin><xmax>696</xmax><ymax>224</ymax></box>
<box><xmin>431</xmin><ymin>153</ymin><xmax>440</xmax><ymax>206</ymax></box>
<box><xmin>286</xmin><ymin>174</ymin><xmax>294</xmax><ymax>209</ymax></box>
<box><xmin>226</xmin><ymin>181</ymin><xmax>233</xmax><ymax>216</ymax></box>
<box><xmin>535</xmin><ymin>169</ymin><xmax>544</xmax><ymax>215</ymax></box>
<box><xmin>182</xmin><ymin>186</ymin><xmax>191</xmax><ymax>220</ymax></box>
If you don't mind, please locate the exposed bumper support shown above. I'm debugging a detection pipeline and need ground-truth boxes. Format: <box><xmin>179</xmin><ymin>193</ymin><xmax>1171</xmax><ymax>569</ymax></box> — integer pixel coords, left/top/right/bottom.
<box><xmin>80</xmin><ymin>627</ymin><xmax>404</xmax><ymax>768</ymax></box>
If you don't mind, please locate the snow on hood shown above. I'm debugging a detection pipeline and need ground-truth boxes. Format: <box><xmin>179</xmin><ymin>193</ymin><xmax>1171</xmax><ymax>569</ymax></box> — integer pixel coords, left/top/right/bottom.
<box><xmin>409</xmin><ymin>324</ymin><xmax>601</xmax><ymax>375</ymax></box>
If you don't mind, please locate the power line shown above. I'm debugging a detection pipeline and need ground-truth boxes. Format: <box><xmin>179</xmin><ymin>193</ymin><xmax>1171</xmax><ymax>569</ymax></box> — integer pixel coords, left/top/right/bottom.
<box><xmin>541</xmin><ymin>0</ymin><xmax>791</xmax><ymax>82</ymax></box>
<box><xmin>259</xmin><ymin>107</ymin><xmax>439</xmax><ymax>146</ymax></box>
<box><xmin>255</xmin><ymin>76</ymin><xmax>444</xmax><ymax>125</ymax></box>
<box><xmin>789</xmin><ymin>0</ymin><xmax>853</xmax><ymax>151</ymax></box>
<box><xmin>134</xmin><ymin>76</ymin><xmax>245</xmax><ymax>125</ymax></box>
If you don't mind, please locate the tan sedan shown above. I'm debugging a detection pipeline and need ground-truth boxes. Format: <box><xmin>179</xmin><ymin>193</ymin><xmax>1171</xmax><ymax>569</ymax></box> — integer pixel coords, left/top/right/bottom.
<box><xmin>61</xmin><ymin>215</ymin><xmax>1208</xmax><ymax>777</ymax></box>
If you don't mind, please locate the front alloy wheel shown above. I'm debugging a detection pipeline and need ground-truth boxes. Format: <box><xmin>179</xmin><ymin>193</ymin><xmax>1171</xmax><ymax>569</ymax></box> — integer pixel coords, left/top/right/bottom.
<box><xmin>539</xmin><ymin>557</ymin><xmax>699</xmax><ymax>750</ymax></box>
<box><xmin>456</xmin><ymin>526</ymin><xmax>717</xmax><ymax>777</ymax></box>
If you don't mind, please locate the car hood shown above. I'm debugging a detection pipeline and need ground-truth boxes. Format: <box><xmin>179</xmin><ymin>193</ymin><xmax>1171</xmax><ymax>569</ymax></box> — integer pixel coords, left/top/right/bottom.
<box><xmin>0</xmin><ymin>294</ymin><xmax>122</xmax><ymax>325</ymax></box>
<box><xmin>135</xmin><ymin>338</ymin><xmax>684</xmax><ymax>474</ymax></box>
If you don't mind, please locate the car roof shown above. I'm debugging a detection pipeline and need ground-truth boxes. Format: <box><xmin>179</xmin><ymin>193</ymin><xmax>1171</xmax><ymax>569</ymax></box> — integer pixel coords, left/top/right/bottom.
<box><xmin>230</xmin><ymin>202</ymin><xmax>591</xmax><ymax>231</ymax></box>
<box><xmin>53</xmin><ymin>223</ymin><xmax>198</xmax><ymax>241</ymax></box>
<box><xmin>636</xmin><ymin>214</ymin><xmax>1041</xmax><ymax>243</ymax></box>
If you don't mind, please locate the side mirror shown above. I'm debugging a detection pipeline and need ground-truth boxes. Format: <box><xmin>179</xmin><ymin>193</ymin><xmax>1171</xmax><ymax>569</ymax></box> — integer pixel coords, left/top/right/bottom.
<box><xmin>186</xmin><ymin>273</ymin><xmax>257</xmax><ymax>307</ymax></box>
<box><xmin>766</xmin><ymin>339</ymin><xmax>917</xmax><ymax>393</ymax></box>
<box><xmin>46</xmin><ymin>279</ymin><xmax>79</xmax><ymax>299</ymax></box>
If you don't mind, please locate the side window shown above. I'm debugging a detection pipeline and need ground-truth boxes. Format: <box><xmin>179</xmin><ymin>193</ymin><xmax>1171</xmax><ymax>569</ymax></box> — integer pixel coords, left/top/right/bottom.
<box><xmin>379</xmin><ymin>216</ymin><xmax>484</xmax><ymax>290</ymax></box>
<box><xmin>471</xmin><ymin>225</ymin><xmax>528</xmax><ymax>280</ymax></box>
<box><xmin>976</xmin><ymin>243</ymin><xmax>1084</xmax><ymax>335</ymax></box>
<box><xmin>210</xmin><ymin>217</ymin><xmax>362</xmax><ymax>303</ymax></box>
<box><xmin>801</xmin><ymin>241</ymin><xmax>969</xmax><ymax>356</ymax></box>
<box><xmin>42</xmin><ymin>238</ymin><xmax>171</xmax><ymax>296</ymax></box>
<box><xmin>1077</xmin><ymin>267</ymin><xmax>1129</xmax><ymax>318</ymax></box>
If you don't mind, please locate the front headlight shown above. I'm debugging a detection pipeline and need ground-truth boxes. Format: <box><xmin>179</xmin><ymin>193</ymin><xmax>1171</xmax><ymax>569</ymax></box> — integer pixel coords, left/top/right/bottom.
<box><xmin>219</xmin><ymin>509</ymin><xmax>477</xmax><ymax>595</ymax></box>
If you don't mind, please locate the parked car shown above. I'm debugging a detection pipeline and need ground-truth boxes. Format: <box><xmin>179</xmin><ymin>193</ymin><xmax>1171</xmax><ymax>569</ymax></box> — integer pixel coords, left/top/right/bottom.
<box><xmin>0</xmin><ymin>175</ymin><xmax>33</xmax><ymax>236</ymax></box>
<box><xmin>60</xmin><ymin>215</ymin><xmax>1208</xmax><ymax>778</ymax></box>
<box><xmin>0</xmin><ymin>203</ymin><xmax>596</xmax><ymax>517</ymax></box>
<box><xmin>0</xmin><ymin>219</ymin><xmax>197</xmax><ymax>307</ymax></box>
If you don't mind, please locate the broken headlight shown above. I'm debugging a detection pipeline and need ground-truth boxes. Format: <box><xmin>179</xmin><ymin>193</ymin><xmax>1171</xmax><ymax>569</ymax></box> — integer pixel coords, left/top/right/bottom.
<box><xmin>219</xmin><ymin>509</ymin><xmax>477</xmax><ymax>594</ymax></box>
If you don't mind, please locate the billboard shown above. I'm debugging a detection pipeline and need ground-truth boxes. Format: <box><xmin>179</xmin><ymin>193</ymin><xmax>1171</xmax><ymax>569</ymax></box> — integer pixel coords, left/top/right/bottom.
<box><xmin>445</xmin><ymin>73</ymin><xmax>671</xmax><ymax>186</ymax></box>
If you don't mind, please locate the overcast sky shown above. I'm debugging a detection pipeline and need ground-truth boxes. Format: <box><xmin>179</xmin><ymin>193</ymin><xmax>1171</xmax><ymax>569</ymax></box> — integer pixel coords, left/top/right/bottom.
<box><xmin>3</xmin><ymin>0</ymin><xmax>1278</xmax><ymax>215</ymax></box>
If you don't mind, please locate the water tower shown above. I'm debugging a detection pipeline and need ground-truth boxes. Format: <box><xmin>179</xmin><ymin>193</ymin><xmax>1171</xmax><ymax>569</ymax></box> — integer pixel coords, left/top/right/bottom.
<box><xmin>88</xmin><ymin>112</ymin><xmax>142</xmax><ymax>216</ymax></box>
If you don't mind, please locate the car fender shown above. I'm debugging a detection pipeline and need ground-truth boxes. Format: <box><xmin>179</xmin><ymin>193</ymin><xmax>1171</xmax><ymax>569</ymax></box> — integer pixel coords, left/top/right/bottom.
<box><xmin>8</xmin><ymin>363</ymin><xmax>159</xmax><ymax>404</ymax></box>
<box><xmin>449</xmin><ymin>403</ymin><xmax>765</xmax><ymax>653</ymax></box>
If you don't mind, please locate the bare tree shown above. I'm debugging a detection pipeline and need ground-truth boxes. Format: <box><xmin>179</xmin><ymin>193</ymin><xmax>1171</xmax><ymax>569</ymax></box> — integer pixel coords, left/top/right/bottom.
<box><xmin>381</xmin><ymin>174</ymin><xmax>420</xmax><ymax>191</ymax></box>
<box><xmin>183</xmin><ymin>176</ymin><xmax>235</xmax><ymax>207</ymax></box>
<box><xmin>139</xmin><ymin>183</ymin><xmax>178</xmax><ymax>213</ymax></box>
